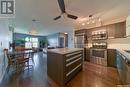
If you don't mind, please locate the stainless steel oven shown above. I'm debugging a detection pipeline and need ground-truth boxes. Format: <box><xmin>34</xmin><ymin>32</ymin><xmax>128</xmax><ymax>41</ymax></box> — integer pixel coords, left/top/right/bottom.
<box><xmin>90</xmin><ymin>30</ymin><xmax>108</xmax><ymax>66</ymax></box>
<box><xmin>90</xmin><ymin>48</ymin><xmax>107</xmax><ymax>66</ymax></box>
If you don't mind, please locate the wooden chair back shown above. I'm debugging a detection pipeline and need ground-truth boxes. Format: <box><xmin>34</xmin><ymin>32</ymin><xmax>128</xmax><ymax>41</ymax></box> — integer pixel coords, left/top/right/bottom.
<box><xmin>15</xmin><ymin>46</ymin><xmax>25</xmax><ymax>52</ymax></box>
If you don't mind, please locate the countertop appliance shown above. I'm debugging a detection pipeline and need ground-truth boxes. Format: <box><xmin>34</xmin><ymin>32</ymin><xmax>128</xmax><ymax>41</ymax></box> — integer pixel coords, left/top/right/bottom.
<box><xmin>90</xmin><ymin>30</ymin><xmax>108</xmax><ymax>66</ymax></box>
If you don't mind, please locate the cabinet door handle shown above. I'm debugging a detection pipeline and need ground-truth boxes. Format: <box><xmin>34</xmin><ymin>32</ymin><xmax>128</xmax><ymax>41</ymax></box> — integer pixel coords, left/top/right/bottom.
<box><xmin>66</xmin><ymin>63</ymin><xmax>82</xmax><ymax>77</ymax></box>
<box><xmin>66</xmin><ymin>57</ymin><xmax>82</xmax><ymax>67</ymax></box>
<box><xmin>66</xmin><ymin>54</ymin><xmax>82</xmax><ymax>62</ymax></box>
<box><xmin>66</xmin><ymin>51</ymin><xmax>82</xmax><ymax>57</ymax></box>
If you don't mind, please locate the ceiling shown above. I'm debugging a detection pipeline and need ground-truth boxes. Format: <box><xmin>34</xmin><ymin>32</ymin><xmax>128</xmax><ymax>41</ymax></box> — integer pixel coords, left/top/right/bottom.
<box><xmin>9</xmin><ymin>0</ymin><xmax>130</xmax><ymax>35</ymax></box>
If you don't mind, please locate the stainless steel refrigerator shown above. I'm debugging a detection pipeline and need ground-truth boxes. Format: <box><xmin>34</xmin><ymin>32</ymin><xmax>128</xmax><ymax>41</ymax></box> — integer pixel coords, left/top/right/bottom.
<box><xmin>74</xmin><ymin>35</ymin><xmax>85</xmax><ymax>48</ymax></box>
<box><xmin>74</xmin><ymin>35</ymin><xmax>86</xmax><ymax>61</ymax></box>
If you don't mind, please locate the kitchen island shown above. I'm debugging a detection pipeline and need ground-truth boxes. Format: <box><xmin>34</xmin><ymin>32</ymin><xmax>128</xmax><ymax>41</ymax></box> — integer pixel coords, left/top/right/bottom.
<box><xmin>47</xmin><ymin>48</ymin><xmax>83</xmax><ymax>87</ymax></box>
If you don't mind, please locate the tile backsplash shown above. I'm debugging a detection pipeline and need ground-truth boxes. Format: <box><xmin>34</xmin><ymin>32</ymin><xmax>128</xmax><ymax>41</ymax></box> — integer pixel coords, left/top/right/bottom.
<box><xmin>107</xmin><ymin>38</ymin><xmax>130</xmax><ymax>50</ymax></box>
<box><xmin>87</xmin><ymin>37</ymin><xmax>130</xmax><ymax>50</ymax></box>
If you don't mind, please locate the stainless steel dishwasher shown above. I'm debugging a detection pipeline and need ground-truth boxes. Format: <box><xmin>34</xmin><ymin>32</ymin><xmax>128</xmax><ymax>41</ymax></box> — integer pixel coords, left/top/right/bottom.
<box><xmin>116</xmin><ymin>51</ymin><xmax>130</xmax><ymax>85</ymax></box>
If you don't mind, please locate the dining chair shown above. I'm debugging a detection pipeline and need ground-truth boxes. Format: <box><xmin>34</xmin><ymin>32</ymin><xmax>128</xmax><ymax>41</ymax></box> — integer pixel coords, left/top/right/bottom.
<box><xmin>15</xmin><ymin>52</ymin><xmax>30</xmax><ymax>72</ymax></box>
<box><xmin>29</xmin><ymin>52</ymin><xmax>35</xmax><ymax>64</ymax></box>
<box><xmin>15</xmin><ymin>46</ymin><xmax>25</xmax><ymax>52</ymax></box>
<box><xmin>4</xmin><ymin>49</ymin><xmax>16</xmax><ymax>73</ymax></box>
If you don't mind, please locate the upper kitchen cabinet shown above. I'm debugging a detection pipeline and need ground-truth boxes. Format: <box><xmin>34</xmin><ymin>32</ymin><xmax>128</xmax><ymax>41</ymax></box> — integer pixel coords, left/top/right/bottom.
<box><xmin>106</xmin><ymin>22</ymin><xmax>126</xmax><ymax>39</ymax></box>
<box><xmin>106</xmin><ymin>24</ymin><xmax>116</xmax><ymax>39</ymax></box>
<box><xmin>126</xmin><ymin>15</ymin><xmax>130</xmax><ymax>37</ymax></box>
<box><xmin>115</xmin><ymin>22</ymin><xmax>126</xmax><ymax>38</ymax></box>
<box><xmin>75</xmin><ymin>29</ymin><xmax>86</xmax><ymax>35</ymax></box>
<box><xmin>86</xmin><ymin>29</ymin><xmax>92</xmax><ymax>41</ymax></box>
<box><xmin>86</xmin><ymin>26</ymin><xmax>106</xmax><ymax>40</ymax></box>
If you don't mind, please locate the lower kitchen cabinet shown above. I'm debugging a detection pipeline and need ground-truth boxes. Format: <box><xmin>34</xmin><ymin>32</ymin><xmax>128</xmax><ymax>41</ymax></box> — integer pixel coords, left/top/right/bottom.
<box><xmin>86</xmin><ymin>49</ymin><xmax>90</xmax><ymax>62</ymax></box>
<box><xmin>107</xmin><ymin>49</ymin><xmax>117</xmax><ymax>67</ymax></box>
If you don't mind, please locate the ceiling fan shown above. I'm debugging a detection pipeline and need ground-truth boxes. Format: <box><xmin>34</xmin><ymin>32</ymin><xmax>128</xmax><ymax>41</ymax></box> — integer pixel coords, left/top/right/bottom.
<box><xmin>54</xmin><ymin>0</ymin><xmax>78</xmax><ymax>20</ymax></box>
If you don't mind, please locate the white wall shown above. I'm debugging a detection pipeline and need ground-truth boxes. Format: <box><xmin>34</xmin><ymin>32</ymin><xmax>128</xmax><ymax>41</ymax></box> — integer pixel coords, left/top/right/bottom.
<box><xmin>47</xmin><ymin>29</ymin><xmax>74</xmax><ymax>48</ymax></box>
<box><xmin>0</xmin><ymin>19</ymin><xmax>12</xmax><ymax>83</ymax></box>
<box><xmin>47</xmin><ymin>33</ymin><xmax>59</xmax><ymax>47</ymax></box>
<box><xmin>65</xmin><ymin>30</ymin><xmax>74</xmax><ymax>48</ymax></box>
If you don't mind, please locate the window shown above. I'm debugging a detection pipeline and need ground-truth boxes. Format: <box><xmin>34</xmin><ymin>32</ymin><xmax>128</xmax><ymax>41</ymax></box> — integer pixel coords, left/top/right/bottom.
<box><xmin>25</xmin><ymin>37</ymin><xmax>38</xmax><ymax>48</ymax></box>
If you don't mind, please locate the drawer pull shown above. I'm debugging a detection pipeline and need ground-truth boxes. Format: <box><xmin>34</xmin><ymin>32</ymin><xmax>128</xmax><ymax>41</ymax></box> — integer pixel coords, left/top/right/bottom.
<box><xmin>66</xmin><ymin>51</ymin><xmax>82</xmax><ymax>57</ymax></box>
<box><xmin>66</xmin><ymin>54</ymin><xmax>82</xmax><ymax>62</ymax></box>
<box><xmin>66</xmin><ymin>63</ymin><xmax>82</xmax><ymax>77</ymax></box>
<box><xmin>66</xmin><ymin>57</ymin><xmax>82</xmax><ymax>67</ymax></box>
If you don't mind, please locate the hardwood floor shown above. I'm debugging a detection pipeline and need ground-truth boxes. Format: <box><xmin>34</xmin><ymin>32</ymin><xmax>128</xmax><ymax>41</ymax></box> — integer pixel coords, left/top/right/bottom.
<box><xmin>0</xmin><ymin>52</ymin><xmax>121</xmax><ymax>87</ymax></box>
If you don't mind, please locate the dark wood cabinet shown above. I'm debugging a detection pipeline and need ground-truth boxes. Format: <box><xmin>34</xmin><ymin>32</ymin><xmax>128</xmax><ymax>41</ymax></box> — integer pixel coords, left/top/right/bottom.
<box><xmin>84</xmin><ymin>21</ymin><xmax>126</xmax><ymax>39</ymax></box>
<box><xmin>47</xmin><ymin>49</ymin><xmax>83</xmax><ymax>87</ymax></box>
<box><xmin>107</xmin><ymin>49</ymin><xmax>116</xmax><ymax>67</ymax></box>
<box><xmin>75</xmin><ymin>29</ymin><xmax>86</xmax><ymax>35</ymax></box>
<box><xmin>76</xmin><ymin>21</ymin><xmax>126</xmax><ymax>41</ymax></box>
<box><xmin>86</xmin><ymin>29</ymin><xmax>92</xmax><ymax>41</ymax></box>
<box><xmin>86</xmin><ymin>49</ymin><xmax>90</xmax><ymax>61</ymax></box>
<box><xmin>106</xmin><ymin>24</ymin><xmax>116</xmax><ymax>38</ymax></box>
<box><xmin>115</xmin><ymin>22</ymin><xmax>126</xmax><ymax>38</ymax></box>
<box><xmin>106</xmin><ymin>21</ymin><xmax>126</xmax><ymax>38</ymax></box>
<box><xmin>86</xmin><ymin>26</ymin><xmax>107</xmax><ymax>40</ymax></box>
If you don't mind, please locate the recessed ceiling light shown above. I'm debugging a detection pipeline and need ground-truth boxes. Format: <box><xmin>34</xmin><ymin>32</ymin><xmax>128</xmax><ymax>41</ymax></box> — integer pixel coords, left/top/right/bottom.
<box><xmin>87</xmin><ymin>22</ymin><xmax>90</xmax><ymax>24</ymax></box>
<box><xmin>92</xmin><ymin>20</ymin><xmax>95</xmax><ymax>23</ymax></box>
<box><xmin>64</xmin><ymin>32</ymin><xmax>68</xmax><ymax>34</ymax></box>
<box><xmin>82</xmin><ymin>23</ymin><xmax>85</xmax><ymax>26</ymax></box>
<box><xmin>98</xmin><ymin>18</ymin><xmax>101</xmax><ymax>22</ymax></box>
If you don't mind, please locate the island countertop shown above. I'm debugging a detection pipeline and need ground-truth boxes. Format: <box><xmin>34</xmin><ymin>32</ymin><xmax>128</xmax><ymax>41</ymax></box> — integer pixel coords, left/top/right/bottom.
<box><xmin>47</xmin><ymin>48</ymin><xmax>83</xmax><ymax>54</ymax></box>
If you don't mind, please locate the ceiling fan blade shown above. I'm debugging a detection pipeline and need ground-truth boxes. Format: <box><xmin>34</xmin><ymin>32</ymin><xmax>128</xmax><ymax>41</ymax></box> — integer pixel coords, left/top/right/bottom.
<box><xmin>54</xmin><ymin>0</ymin><xmax>78</xmax><ymax>21</ymax></box>
<box><xmin>67</xmin><ymin>14</ymin><xmax>78</xmax><ymax>20</ymax></box>
<box><xmin>57</xmin><ymin>0</ymin><xmax>66</xmax><ymax>13</ymax></box>
<box><xmin>53</xmin><ymin>15</ymin><xmax>61</xmax><ymax>20</ymax></box>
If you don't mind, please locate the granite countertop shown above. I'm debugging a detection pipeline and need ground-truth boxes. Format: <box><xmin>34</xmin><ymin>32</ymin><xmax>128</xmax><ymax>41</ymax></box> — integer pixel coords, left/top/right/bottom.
<box><xmin>47</xmin><ymin>48</ymin><xmax>83</xmax><ymax>54</ymax></box>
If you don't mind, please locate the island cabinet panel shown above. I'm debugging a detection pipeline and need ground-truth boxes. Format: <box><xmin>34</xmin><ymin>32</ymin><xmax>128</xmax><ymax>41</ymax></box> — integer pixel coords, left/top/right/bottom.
<box><xmin>64</xmin><ymin>51</ymin><xmax>83</xmax><ymax>83</ymax></box>
<box><xmin>47</xmin><ymin>48</ymin><xmax>83</xmax><ymax>87</ymax></box>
